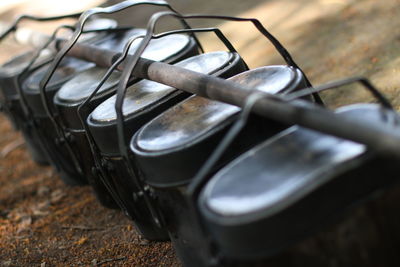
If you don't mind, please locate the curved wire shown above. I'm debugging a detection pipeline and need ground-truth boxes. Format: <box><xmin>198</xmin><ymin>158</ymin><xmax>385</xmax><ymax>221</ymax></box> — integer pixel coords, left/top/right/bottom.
<box><xmin>78</xmin><ymin>25</ymin><xmax>242</xmax><ymax>222</ymax></box>
<box><xmin>0</xmin><ymin>12</ymin><xmax>82</xmax><ymax>42</ymax></box>
<box><xmin>188</xmin><ymin>76</ymin><xmax>398</xmax><ymax>198</ymax></box>
<box><xmin>34</xmin><ymin>0</ymin><xmax>204</xmax><ymax>186</ymax></box>
<box><xmin>187</xmin><ymin>92</ymin><xmax>266</xmax><ymax>197</ymax></box>
<box><xmin>77</xmin><ymin>35</ymin><xmax>148</xmax><ymax>220</ymax></box>
<box><xmin>114</xmin><ymin>10</ymin><xmax>326</xmax><ymax>162</ymax></box>
<box><xmin>284</xmin><ymin>76</ymin><xmax>394</xmax><ymax>109</ymax></box>
<box><xmin>15</xmin><ymin>25</ymin><xmax>76</xmax><ymax>173</ymax></box>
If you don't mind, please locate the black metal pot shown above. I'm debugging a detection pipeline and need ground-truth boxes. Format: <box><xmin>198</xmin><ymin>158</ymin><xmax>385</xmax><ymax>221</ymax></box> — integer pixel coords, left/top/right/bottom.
<box><xmin>20</xmin><ymin>26</ymin><xmax>132</xmax><ymax>185</ymax></box>
<box><xmin>0</xmin><ymin>50</ymin><xmax>53</xmax><ymax>164</ymax></box>
<box><xmin>130</xmin><ymin>65</ymin><xmax>309</xmax><ymax>267</ymax></box>
<box><xmin>53</xmin><ymin>32</ymin><xmax>198</xmax><ymax>208</ymax></box>
<box><xmin>198</xmin><ymin>103</ymin><xmax>400</xmax><ymax>265</ymax></box>
<box><xmin>0</xmin><ymin>18</ymin><xmax>118</xmax><ymax>165</ymax></box>
<box><xmin>87</xmin><ymin>51</ymin><xmax>246</xmax><ymax>241</ymax></box>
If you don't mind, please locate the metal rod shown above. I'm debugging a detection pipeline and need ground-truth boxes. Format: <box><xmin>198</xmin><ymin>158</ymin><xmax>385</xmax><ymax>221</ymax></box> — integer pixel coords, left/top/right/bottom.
<box><xmin>10</xmin><ymin>28</ymin><xmax>400</xmax><ymax>157</ymax></box>
<box><xmin>137</xmin><ymin>59</ymin><xmax>400</xmax><ymax>156</ymax></box>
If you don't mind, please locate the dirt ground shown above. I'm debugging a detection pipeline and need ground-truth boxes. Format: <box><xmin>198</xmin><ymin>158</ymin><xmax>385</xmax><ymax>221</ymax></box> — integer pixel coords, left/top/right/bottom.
<box><xmin>0</xmin><ymin>0</ymin><xmax>400</xmax><ymax>266</ymax></box>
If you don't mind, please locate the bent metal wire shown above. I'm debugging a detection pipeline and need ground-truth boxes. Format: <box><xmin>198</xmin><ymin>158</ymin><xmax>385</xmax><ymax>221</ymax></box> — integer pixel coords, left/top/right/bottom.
<box><xmin>194</xmin><ymin>77</ymin><xmax>400</xmax><ymax>265</ymax></box>
<box><xmin>118</xmin><ymin>11</ymin><xmax>316</xmax><ymax>267</ymax></box>
<box><xmin>0</xmin><ymin>18</ymin><xmax>120</xmax><ymax>166</ymax></box>
<box><xmin>1</xmin><ymin>1</ymin><xmax>400</xmax><ymax>266</ymax></box>
<box><xmin>34</xmin><ymin>0</ymin><xmax>201</xmax><ymax>177</ymax></box>
<box><xmin>113</xmin><ymin>20</ymin><xmax>250</xmax><ymax>232</ymax></box>
<box><xmin>0</xmin><ymin>12</ymin><xmax>82</xmax><ymax>42</ymax></box>
<box><xmin>114</xmin><ymin>10</ymin><xmax>320</xmax><ymax>180</ymax></box>
<box><xmin>0</xmin><ymin>12</ymin><xmax>96</xmax><ymax>164</ymax></box>
<box><xmin>34</xmin><ymin>0</ymin><xmax>200</xmax><ymax>186</ymax></box>
<box><xmin>41</xmin><ymin>0</ymin><xmax>203</xmax><ymax>219</ymax></box>
<box><xmin>18</xmin><ymin>24</ymin><xmax>128</xmax><ymax>185</ymax></box>
<box><xmin>79</xmin><ymin>26</ymin><xmax>241</xmax><ymax>219</ymax></box>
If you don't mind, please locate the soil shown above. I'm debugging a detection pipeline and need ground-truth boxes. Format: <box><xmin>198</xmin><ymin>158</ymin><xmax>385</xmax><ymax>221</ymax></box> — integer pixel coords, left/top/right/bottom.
<box><xmin>0</xmin><ymin>0</ymin><xmax>400</xmax><ymax>266</ymax></box>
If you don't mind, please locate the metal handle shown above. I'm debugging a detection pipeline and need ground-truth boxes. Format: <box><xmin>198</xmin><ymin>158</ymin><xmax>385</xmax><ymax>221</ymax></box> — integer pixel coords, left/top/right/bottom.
<box><xmin>284</xmin><ymin>76</ymin><xmax>394</xmax><ymax>110</ymax></box>
<box><xmin>114</xmin><ymin>10</ymin><xmax>328</xmax><ymax>161</ymax></box>
<box><xmin>75</xmin><ymin>27</ymin><xmax>235</xmax><ymax>220</ymax></box>
<box><xmin>31</xmin><ymin>0</ymin><xmax>188</xmax><ymax>184</ymax></box>
<box><xmin>36</xmin><ymin>0</ymin><xmax>202</xmax><ymax>171</ymax></box>
<box><xmin>77</xmin><ymin>35</ymin><xmax>152</xmax><ymax>220</ymax></box>
<box><xmin>0</xmin><ymin>12</ymin><xmax>82</xmax><ymax>42</ymax></box>
<box><xmin>188</xmin><ymin>75</ymin><xmax>397</xmax><ymax>199</ymax></box>
<box><xmin>114</xmin><ymin>25</ymin><xmax>246</xmax><ymax>161</ymax></box>
<box><xmin>33</xmin><ymin>0</ymin><xmax>201</xmax><ymax>222</ymax></box>
<box><xmin>187</xmin><ymin>92</ymin><xmax>265</xmax><ymax>198</ymax></box>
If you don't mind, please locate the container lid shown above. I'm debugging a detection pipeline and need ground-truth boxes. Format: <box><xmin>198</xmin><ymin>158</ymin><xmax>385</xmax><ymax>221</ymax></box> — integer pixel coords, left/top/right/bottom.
<box><xmin>135</xmin><ymin>65</ymin><xmax>300</xmax><ymax>152</ymax></box>
<box><xmin>128</xmin><ymin>34</ymin><xmax>190</xmax><ymax>62</ymax></box>
<box><xmin>23</xmin><ymin>57</ymin><xmax>94</xmax><ymax>93</ymax></box>
<box><xmin>0</xmin><ymin>50</ymin><xmax>52</xmax><ymax>78</ymax></box>
<box><xmin>199</xmin><ymin>105</ymin><xmax>387</xmax><ymax>220</ymax></box>
<box><xmin>55</xmin><ymin>67</ymin><xmax>121</xmax><ymax>102</ymax></box>
<box><xmin>95</xmin><ymin>28</ymin><xmax>145</xmax><ymax>51</ymax></box>
<box><xmin>55</xmin><ymin>32</ymin><xmax>191</xmax><ymax>103</ymax></box>
<box><xmin>90</xmin><ymin>51</ymin><xmax>232</xmax><ymax>123</ymax></box>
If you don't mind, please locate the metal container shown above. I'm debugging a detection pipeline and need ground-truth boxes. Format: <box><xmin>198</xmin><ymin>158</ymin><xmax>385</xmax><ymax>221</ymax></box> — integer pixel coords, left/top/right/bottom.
<box><xmin>130</xmin><ymin>65</ymin><xmax>309</xmax><ymax>266</ymax></box>
<box><xmin>53</xmin><ymin>32</ymin><xmax>198</xmax><ymax>208</ymax></box>
<box><xmin>0</xmin><ymin>50</ymin><xmax>52</xmax><ymax>164</ymax></box>
<box><xmin>198</xmin><ymin>103</ymin><xmax>400</xmax><ymax>264</ymax></box>
<box><xmin>87</xmin><ymin>51</ymin><xmax>246</xmax><ymax>241</ymax></box>
<box><xmin>20</xmin><ymin>26</ymin><xmax>131</xmax><ymax>185</ymax></box>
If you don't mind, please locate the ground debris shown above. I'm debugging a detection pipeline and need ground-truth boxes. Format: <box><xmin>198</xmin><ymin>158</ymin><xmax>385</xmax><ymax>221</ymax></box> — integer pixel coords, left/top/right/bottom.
<box><xmin>94</xmin><ymin>256</ymin><xmax>126</xmax><ymax>266</ymax></box>
<box><xmin>61</xmin><ymin>225</ymin><xmax>105</xmax><ymax>231</ymax></box>
<box><xmin>16</xmin><ymin>215</ymin><xmax>32</xmax><ymax>233</ymax></box>
<box><xmin>0</xmin><ymin>138</ymin><xmax>24</xmax><ymax>158</ymax></box>
<box><xmin>37</xmin><ymin>186</ymin><xmax>50</xmax><ymax>196</ymax></box>
<box><xmin>1</xmin><ymin>0</ymin><xmax>398</xmax><ymax>266</ymax></box>
<box><xmin>50</xmin><ymin>189</ymin><xmax>66</xmax><ymax>203</ymax></box>
<box><xmin>74</xmin><ymin>236</ymin><xmax>88</xmax><ymax>246</ymax></box>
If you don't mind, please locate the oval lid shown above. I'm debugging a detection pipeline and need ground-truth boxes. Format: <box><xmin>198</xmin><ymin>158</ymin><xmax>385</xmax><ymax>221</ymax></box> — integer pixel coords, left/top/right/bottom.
<box><xmin>55</xmin><ymin>67</ymin><xmax>121</xmax><ymax>102</ymax></box>
<box><xmin>0</xmin><ymin>50</ymin><xmax>52</xmax><ymax>77</ymax></box>
<box><xmin>199</xmin><ymin>105</ymin><xmax>386</xmax><ymax>220</ymax></box>
<box><xmin>56</xmin><ymin>32</ymin><xmax>191</xmax><ymax>103</ymax></box>
<box><xmin>90</xmin><ymin>51</ymin><xmax>232</xmax><ymax>123</ymax></box>
<box><xmin>128</xmin><ymin>33</ymin><xmax>190</xmax><ymax>62</ymax></box>
<box><xmin>134</xmin><ymin>65</ymin><xmax>298</xmax><ymax>152</ymax></box>
<box><xmin>23</xmin><ymin>57</ymin><xmax>94</xmax><ymax>92</ymax></box>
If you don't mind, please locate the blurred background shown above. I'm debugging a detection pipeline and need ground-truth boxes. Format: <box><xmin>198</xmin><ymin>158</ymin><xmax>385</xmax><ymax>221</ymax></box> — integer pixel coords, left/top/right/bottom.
<box><xmin>1</xmin><ymin>0</ymin><xmax>400</xmax><ymax>266</ymax></box>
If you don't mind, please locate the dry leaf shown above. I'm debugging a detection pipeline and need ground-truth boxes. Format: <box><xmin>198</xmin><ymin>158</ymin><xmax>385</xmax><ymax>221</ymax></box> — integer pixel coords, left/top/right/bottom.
<box><xmin>50</xmin><ymin>189</ymin><xmax>66</xmax><ymax>203</ymax></box>
<box><xmin>75</xmin><ymin>236</ymin><xmax>88</xmax><ymax>246</ymax></box>
<box><xmin>37</xmin><ymin>186</ymin><xmax>50</xmax><ymax>196</ymax></box>
<box><xmin>17</xmin><ymin>216</ymin><xmax>32</xmax><ymax>234</ymax></box>
<box><xmin>31</xmin><ymin>201</ymin><xmax>50</xmax><ymax>217</ymax></box>
<box><xmin>0</xmin><ymin>138</ymin><xmax>24</xmax><ymax>158</ymax></box>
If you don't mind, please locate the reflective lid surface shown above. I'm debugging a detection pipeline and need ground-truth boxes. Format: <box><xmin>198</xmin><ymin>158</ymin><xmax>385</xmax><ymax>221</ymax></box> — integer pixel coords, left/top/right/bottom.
<box><xmin>0</xmin><ymin>50</ymin><xmax>52</xmax><ymax>77</ymax></box>
<box><xmin>135</xmin><ymin>65</ymin><xmax>297</xmax><ymax>152</ymax></box>
<box><xmin>90</xmin><ymin>51</ymin><xmax>232</xmax><ymax>123</ymax></box>
<box><xmin>200</xmin><ymin>105</ymin><xmax>389</xmax><ymax>218</ymax></box>
<box><xmin>56</xmin><ymin>67</ymin><xmax>121</xmax><ymax>102</ymax></box>
<box><xmin>23</xmin><ymin>57</ymin><xmax>94</xmax><ymax>92</ymax></box>
<box><xmin>56</xmin><ymin>33</ymin><xmax>191</xmax><ymax>103</ymax></box>
<box><xmin>128</xmin><ymin>34</ymin><xmax>190</xmax><ymax>62</ymax></box>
